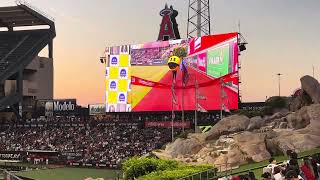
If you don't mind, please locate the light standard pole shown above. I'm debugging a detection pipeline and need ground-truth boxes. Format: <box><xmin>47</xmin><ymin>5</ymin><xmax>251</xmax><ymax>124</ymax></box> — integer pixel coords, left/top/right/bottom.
<box><xmin>220</xmin><ymin>79</ymin><xmax>225</xmax><ymax>120</ymax></box>
<box><xmin>277</xmin><ymin>73</ymin><xmax>282</xmax><ymax>96</ymax></box>
<box><xmin>194</xmin><ymin>77</ymin><xmax>198</xmax><ymax>133</ymax></box>
<box><xmin>182</xmin><ymin>73</ymin><xmax>185</xmax><ymax>133</ymax></box>
<box><xmin>313</xmin><ymin>65</ymin><xmax>315</xmax><ymax>78</ymax></box>
<box><xmin>171</xmin><ymin>84</ymin><xmax>175</xmax><ymax>142</ymax></box>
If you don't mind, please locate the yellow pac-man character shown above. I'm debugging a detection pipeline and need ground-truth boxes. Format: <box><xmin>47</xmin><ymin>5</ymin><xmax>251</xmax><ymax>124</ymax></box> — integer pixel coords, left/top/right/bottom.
<box><xmin>167</xmin><ymin>55</ymin><xmax>181</xmax><ymax>71</ymax></box>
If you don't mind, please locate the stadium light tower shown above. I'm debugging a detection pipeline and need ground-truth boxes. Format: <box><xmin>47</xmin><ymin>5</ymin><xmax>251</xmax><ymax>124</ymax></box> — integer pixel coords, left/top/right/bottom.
<box><xmin>313</xmin><ymin>65</ymin><xmax>315</xmax><ymax>78</ymax></box>
<box><xmin>277</xmin><ymin>73</ymin><xmax>283</xmax><ymax>96</ymax></box>
<box><xmin>187</xmin><ymin>0</ymin><xmax>211</xmax><ymax>38</ymax></box>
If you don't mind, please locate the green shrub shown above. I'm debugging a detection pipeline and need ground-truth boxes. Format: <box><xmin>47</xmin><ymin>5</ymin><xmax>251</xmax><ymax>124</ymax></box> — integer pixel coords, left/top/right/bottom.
<box><xmin>234</xmin><ymin>97</ymin><xmax>288</xmax><ymax>118</ymax></box>
<box><xmin>122</xmin><ymin>157</ymin><xmax>214</xmax><ymax>180</ymax></box>
<box><xmin>232</xmin><ymin>109</ymin><xmax>246</xmax><ymax>116</ymax></box>
<box><xmin>122</xmin><ymin>157</ymin><xmax>179</xmax><ymax>180</ymax></box>
<box><xmin>262</xmin><ymin>106</ymin><xmax>273</xmax><ymax>116</ymax></box>
<box><xmin>233</xmin><ymin>109</ymin><xmax>263</xmax><ymax>118</ymax></box>
<box><xmin>266</xmin><ymin>96</ymin><xmax>286</xmax><ymax>109</ymax></box>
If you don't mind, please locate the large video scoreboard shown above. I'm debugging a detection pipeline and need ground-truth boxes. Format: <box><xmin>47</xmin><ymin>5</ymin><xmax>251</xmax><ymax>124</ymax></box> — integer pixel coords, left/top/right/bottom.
<box><xmin>105</xmin><ymin>32</ymin><xmax>239</xmax><ymax>112</ymax></box>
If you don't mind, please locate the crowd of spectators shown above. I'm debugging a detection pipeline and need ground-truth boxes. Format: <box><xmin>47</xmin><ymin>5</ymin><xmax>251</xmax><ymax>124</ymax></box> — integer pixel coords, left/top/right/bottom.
<box><xmin>131</xmin><ymin>47</ymin><xmax>163</xmax><ymax>65</ymax></box>
<box><xmin>0</xmin><ymin>111</ymin><xmax>224</xmax><ymax>169</ymax></box>
<box><xmin>262</xmin><ymin>150</ymin><xmax>320</xmax><ymax>180</ymax></box>
<box><xmin>217</xmin><ymin>150</ymin><xmax>320</xmax><ymax>180</ymax></box>
<box><xmin>0</xmin><ymin>114</ymin><xmax>186</xmax><ymax>168</ymax></box>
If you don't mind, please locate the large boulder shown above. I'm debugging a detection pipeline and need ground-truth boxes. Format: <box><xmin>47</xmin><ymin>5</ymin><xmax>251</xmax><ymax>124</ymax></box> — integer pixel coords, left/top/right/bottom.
<box><xmin>266</xmin><ymin>139</ymin><xmax>282</xmax><ymax>156</ymax></box>
<box><xmin>300</xmin><ymin>75</ymin><xmax>320</xmax><ymax>103</ymax></box>
<box><xmin>164</xmin><ymin>138</ymin><xmax>203</xmax><ymax>158</ymax></box>
<box><xmin>247</xmin><ymin>116</ymin><xmax>263</xmax><ymax>131</ymax></box>
<box><xmin>306</xmin><ymin>104</ymin><xmax>320</xmax><ymax>128</ymax></box>
<box><xmin>269</xmin><ymin>130</ymin><xmax>320</xmax><ymax>154</ymax></box>
<box><xmin>289</xmin><ymin>96</ymin><xmax>303</xmax><ymax>111</ymax></box>
<box><xmin>205</xmin><ymin>115</ymin><xmax>250</xmax><ymax>141</ymax></box>
<box><xmin>263</xmin><ymin>110</ymin><xmax>290</xmax><ymax>123</ymax></box>
<box><xmin>285</xmin><ymin>106</ymin><xmax>310</xmax><ymax>129</ymax></box>
<box><xmin>268</xmin><ymin>104</ymin><xmax>320</xmax><ymax>154</ymax></box>
<box><xmin>233</xmin><ymin>131</ymin><xmax>271</xmax><ymax>162</ymax></box>
<box><xmin>213</xmin><ymin>148</ymin><xmax>246</xmax><ymax>168</ymax></box>
<box><xmin>289</xmin><ymin>91</ymin><xmax>312</xmax><ymax>111</ymax></box>
<box><xmin>187</xmin><ymin>133</ymin><xmax>206</xmax><ymax>143</ymax></box>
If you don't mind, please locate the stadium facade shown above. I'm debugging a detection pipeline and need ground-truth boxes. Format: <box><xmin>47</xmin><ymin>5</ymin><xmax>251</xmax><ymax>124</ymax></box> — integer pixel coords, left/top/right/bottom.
<box><xmin>0</xmin><ymin>2</ymin><xmax>55</xmax><ymax>119</ymax></box>
<box><xmin>5</xmin><ymin>56</ymin><xmax>53</xmax><ymax>112</ymax></box>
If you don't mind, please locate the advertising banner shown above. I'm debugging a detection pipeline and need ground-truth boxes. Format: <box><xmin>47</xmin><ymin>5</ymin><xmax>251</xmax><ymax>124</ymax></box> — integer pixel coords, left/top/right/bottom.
<box><xmin>89</xmin><ymin>104</ymin><xmax>106</xmax><ymax>115</ymax></box>
<box><xmin>240</xmin><ymin>102</ymin><xmax>265</xmax><ymax>111</ymax></box>
<box><xmin>207</xmin><ymin>44</ymin><xmax>229</xmax><ymax>78</ymax></box>
<box><xmin>44</xmin><ymin>99</ymin><xmax>77</xmax><ymax>116</ymax></box>
<box><xmin>197</xmin><ymin>53</ymin><xmax>207</xmax><ymax>73</ymax></box>
<box><xmin>188</xmin><ymin>32</ymin><xmax>238</xmax><ymax>56</ymax></box>
<box><xmin>0</xmin><ymin>151</ymin><xmax>25</xmax><ymax>161</ymax></box>
<box><xmin>145</xmin><ymin>121</ymin><xmax>191</xmax><ymax>129</ymax></box>
<box><xmin>61</xmin><ymin>152</ymin><xmax>83</xmax><ymax>161</ymax></box>
<box><xmin>106</xmin><ymin>45</ymin><xmax>132</xmax><ymax>112</ymax></box>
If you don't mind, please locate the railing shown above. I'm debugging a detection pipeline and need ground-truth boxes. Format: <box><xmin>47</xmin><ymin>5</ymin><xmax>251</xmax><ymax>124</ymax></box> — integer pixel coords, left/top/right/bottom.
<box><xmin>216</xmin><ymin>151</ymin><xmax>320</xmax><ymax>179</ymax></box>
<box><xmin>15</xmin><ymin>0</ymin><xmax>55</xmax><ymax>22</ymax></box>
<box><xmin>0</xmin><ymin>31</ymin><xmax>49</xmax><ymax>82</ymax></box>
<box><xmin>0</xmin><ymin>93</ymin><xmax>21</xmax><ymax>110</ymax></box>
<box><xmin>0</xmin><ymin>35</ymin><xmax>29</xmax><ymax>63</ymax></box>
<box><xmin>178</xmin><ymin>154</ymin><xmax>304</xmax><ymax>180</ymax></box>
<box><xmin>2</xmin><ymin>169</ymin><xmax>23</xmax><ymax>180</ymax></box>
<box><xmin>177</xmin><ymin>168</ymin><xmax>218</xmax><ymax>180</ymax></box>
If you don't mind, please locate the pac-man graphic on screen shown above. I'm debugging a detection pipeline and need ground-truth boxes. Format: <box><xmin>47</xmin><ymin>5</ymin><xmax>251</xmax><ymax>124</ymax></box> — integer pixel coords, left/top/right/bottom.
<box><xmin>167</xmin><ymin>55</ymin><xmax>181</xmax><ymax>71</ymax></box>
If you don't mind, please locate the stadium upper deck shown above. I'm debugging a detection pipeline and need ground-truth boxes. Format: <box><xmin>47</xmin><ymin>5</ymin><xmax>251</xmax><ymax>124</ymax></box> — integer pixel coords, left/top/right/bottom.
<box><xmin>0</xmin><ymin>1</ymin><xmax>55</xmax><ymax>117</ymax></box>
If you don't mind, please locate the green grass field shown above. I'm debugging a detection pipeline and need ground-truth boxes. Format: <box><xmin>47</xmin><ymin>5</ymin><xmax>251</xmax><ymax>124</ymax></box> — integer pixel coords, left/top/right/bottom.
<box><xmin>16</xmin><ymin>168</ymin><xmax>120</xmax><ymax>180</ymax></box>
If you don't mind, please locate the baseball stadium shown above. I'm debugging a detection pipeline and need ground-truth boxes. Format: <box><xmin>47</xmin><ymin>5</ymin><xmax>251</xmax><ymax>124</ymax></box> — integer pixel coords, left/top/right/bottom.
<box><xmin>0</xmin><ymin>0</ymin><xmax>319</xmax><ymax>180</ymax></box>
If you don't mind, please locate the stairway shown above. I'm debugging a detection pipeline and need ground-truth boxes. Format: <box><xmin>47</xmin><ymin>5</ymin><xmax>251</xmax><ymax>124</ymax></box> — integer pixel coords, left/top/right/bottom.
<box><xmin>0</xmin><ymin>30</ymin><xmax>54</xmax><ymax>111</ymax></box>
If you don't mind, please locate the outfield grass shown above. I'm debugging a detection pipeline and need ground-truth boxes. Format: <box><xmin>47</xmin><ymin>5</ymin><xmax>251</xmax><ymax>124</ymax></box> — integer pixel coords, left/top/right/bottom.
<box><xmin>16</xmin><ymin>168</ymin><xmax>121</xmax><ymax>180</ymax></box>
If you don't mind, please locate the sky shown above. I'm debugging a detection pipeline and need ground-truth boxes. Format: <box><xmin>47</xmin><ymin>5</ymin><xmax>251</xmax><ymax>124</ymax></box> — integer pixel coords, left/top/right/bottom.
<box><xmin>1</xmin><ymin>0</ymin><xmax>320</xmax><ymax>106</ymax></box>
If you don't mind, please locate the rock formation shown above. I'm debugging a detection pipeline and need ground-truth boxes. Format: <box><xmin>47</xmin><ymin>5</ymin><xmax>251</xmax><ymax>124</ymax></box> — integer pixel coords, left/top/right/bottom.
<box><xmin>164</xmin><ymin>138</ymin><xmax>203</xmax><ymax>158</ymax></box>
<box><xmin>204</xmin><ymin>115</ymin><xmax>250</xmax><ymax>141</ymax></box>
<box><xmin>246</xmin><ymin>116</ymin><xmax>263</xmax><ymax>131</ymax></box>
<box><xmin>301</xmin><ymin>75</ymin><xmax>320</xmax><ymax>103</ymax></box>
<box><xmin>154</xmin><ymin>76</ymin><xmax>320</xmax><ymax>169</ymax></box>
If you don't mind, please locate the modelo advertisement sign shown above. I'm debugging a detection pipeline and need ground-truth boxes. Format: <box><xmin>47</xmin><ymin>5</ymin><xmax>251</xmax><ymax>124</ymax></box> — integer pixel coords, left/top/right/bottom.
<box><xmin>89</xmin><ymin>104</ymin><xmax>106</xmax><ymax>115</ymax></box>
<box><xmin>44</xmin><ymin>99</ymin><xmax>77</xmax><ymax>116</ymax></box>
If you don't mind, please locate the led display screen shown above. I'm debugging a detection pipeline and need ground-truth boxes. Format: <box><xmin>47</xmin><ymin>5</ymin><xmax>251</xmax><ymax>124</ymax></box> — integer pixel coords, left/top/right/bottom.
<box><xmin>105</xmin><ymin>32</ymin><xmax>239</xmax><ymax>112</ymax></box>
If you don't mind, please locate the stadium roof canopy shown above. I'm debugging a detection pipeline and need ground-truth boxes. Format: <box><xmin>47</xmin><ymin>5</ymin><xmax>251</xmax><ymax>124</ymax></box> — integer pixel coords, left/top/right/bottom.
<box><xmin>0</xmin><ymin>1</ymin><xmax>54</xmax><ymax>31</ymax></box>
